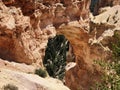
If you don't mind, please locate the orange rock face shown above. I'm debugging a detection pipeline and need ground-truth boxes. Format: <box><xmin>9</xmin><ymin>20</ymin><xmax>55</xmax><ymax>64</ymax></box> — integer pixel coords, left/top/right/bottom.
<box><xmin>0</xmin><ymin>33</ymin><xmax>31</xmax><ymax>64</ymax></box>
<box><xmin>57</xmin><ymin>26</ymin><xmax>109</xmax><ymax>90</ymax></box>
<box><xmin>0</xmin><ymin>0</ymin><xmax>91</xmax><ymax>66</ymax></box>
<box><xmin>2</xmin><ymin>0</ymin><xmax>91</xmax><ymax>28</ymax></box>
<box><xmin>0</xmin><ymin>1</ymin><xmax>56</xmax><ymax>65</ymax></box>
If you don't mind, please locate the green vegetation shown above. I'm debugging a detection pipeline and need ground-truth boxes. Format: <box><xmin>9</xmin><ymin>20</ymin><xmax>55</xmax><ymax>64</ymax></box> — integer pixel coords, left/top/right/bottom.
<box><xmin>3</xmin><ymin>84</ymin><xmax>18</xmax><ymax>90</ymax></box>
<box><xmin>94</xmin><ymin>60</ymin><xmax>120</xmax><ymax>90</ymax></box>
<box><xmin>93</xmin><ymin>32</ymin><xmax>120</xmax><ymax>90</ymax></box>
<box><xmin>43</xmin><ymin>35</ymin><xmax>69</xmax><ymax>80</ymax></box>
<box><xmin>111</xmin><ymin>32</ymin><xmax>120</xmax><ymax>76</ymax></box>
<box><xmin>35</xmin><ymin>68</ymin><xmax>47</xmax><ymax>78</ymax></box>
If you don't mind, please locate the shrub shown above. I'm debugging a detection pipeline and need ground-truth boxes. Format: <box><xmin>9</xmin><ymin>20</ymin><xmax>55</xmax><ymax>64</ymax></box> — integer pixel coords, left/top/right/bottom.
<box><xmin>94</xmin><ymin>60</ymin><xmax>120</xmax><ymax>90</ymax></box>
<box><xmin>92</xmin><ymin>32</ymin><xmax>120</xmax><ymax>90</ymax></box>
<box><xmin>3</xmin><ymin>84</ymin><xmax>18</xmax><ymax>90</ymax></box>
<box><xmin>111</xmin><ymin>32</ymin><xmax>120</xmax><ymax>75</ymax></box>
<box><xmin>35</xmin><ymin>68</ymin><xmax>47</xmax><ymax>78</ymax></box>
<box><xmin>43</xmin><ymin>35</ymin><xmax>69</xmax><ymax>80</ymax></box>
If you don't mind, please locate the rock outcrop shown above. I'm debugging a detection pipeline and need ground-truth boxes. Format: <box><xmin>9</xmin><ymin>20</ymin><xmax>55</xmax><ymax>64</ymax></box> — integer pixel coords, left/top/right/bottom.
<box><xmin>0</xmin><ymin>58</ymin><xmax>35</xmax><ymax>73</ymax></box>
<box><xmin>0</xmin><ymin>1</ymin><xmax>56</xmax><ymax>66</ymax></box>
<box><xmin>1</xmin><ymin>0</ymin><xmax>120</xmax><ymax>90</ymax></box>
<box><xmin>91</xmin><ymin>0</ymin><xmax>120</xmax><ymax>15</ymax></box>
<box><xmin>2</xmin><ymin>0</ymin><xmax>91</xmax><ymax>28</ymax></box>
<box><xmin>57</xmin><ymin>25</ymin><xmax>109</xmax><ymax>90</ymax></box>
<box><xmin>0</xmin><ymin>68</ymin><xmax>70</xmax><ymax>90</ymax></box>
<box><xmin>90</xmin><ymin>5</ymin><xmax>120</xmax><ymax>47</ymax></box>
<box><xmin>0</xmin><ymin>0</ymin><xmax>91</xmax><ymax>65</ymax></box>
<box><xmin>56</xmin><ymin>6</ymin><xmax>120</xmax><ymax>89</ymax></box>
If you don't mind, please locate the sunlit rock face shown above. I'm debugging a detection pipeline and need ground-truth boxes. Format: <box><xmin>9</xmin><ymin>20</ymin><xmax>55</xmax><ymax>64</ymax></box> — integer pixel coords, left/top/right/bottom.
<box><xmin>1</xmin><ymin>0</ymin><xmax>120</xmax><ymax>90</ymax></box>
<box><xmin>0</xmin><ymin>1</ymin><xmax>56</xmax><ymax>65</ymax></box>
<box><xmin>57</xmin><ymin>25</ymin><xmax>110</xmax><ymax>90</ymax></box>
<box><xmin>0</xmin><ymin>68</ymin><xmax>70</xmax><ymax>90</ymax></box>
<box><xmin>0</xmin><ymin>0</ymin><xmax>91</xmax><ymax>66</ymax></box>
<box><xmin>90</xmin><ymin>0</ymin><xmax>120</xmax><ymax>15</ymax></box>
<box><xmin>2</xmin><ymin>0</ymin><xmax>91</xmax><ymax>28</ymax></box>
<box><xmin>90</xmin><ymin>5</ymin><xmax>120</xmax><ymax>47</ymax></box>
<box><xmin>0</xmin><ymin>58</ymin><xmax>35</xmax><ymax>73</ymax></box>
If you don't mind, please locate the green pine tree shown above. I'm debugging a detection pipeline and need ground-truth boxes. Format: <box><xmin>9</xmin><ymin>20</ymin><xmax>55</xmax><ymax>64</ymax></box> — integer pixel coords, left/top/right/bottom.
<box><xmin>43</xmin><ymin>35</ymin><xmax>69</xmax><ymax>80</ymax></box>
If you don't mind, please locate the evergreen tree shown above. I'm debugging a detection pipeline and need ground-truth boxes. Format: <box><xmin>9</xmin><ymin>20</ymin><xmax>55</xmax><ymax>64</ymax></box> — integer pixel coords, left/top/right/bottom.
<box><xmin>43</xmin><ymin>35</ymin><xmax>69</xmax><ymax>80</ymax></box>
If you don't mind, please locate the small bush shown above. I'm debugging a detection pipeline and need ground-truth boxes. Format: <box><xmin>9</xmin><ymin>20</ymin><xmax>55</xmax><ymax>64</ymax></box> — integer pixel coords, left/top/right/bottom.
<box><xmin>93</xmin><ymin>60</ymin><xmax>120</xmax><ymax>90</ymax></box>
<box><xmin>35</xmin><ymin>68</ymin><xmax>47</xmax><ymax>78</ymax></box>
<box><xmin>92</xmin><ymin>32</ymin><xmax>120</xmax><ymax>90</ymax></box>
<box><xmin>3</xmin><ymin>84</ymin><xmax>18</xmax><ymax>90</ymax></box>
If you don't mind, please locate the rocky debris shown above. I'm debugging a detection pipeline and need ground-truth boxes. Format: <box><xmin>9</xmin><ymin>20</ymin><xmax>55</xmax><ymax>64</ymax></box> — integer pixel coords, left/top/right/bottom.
<box><xmin>0</xmin><ymin>68</ymin><xmax>70</xmax><ymax>90</ymax></box>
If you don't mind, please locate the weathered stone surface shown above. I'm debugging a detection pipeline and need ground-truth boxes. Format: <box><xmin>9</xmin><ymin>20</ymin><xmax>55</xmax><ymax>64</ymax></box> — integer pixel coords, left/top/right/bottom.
<box><xmin>90</xmin><ymin>5</ymin><xmax>120</xmax><ymax>47</ymax></box>
<box><xmin>1</xmin><ymin>0</ymin><xmax>119</xmax><ymax>90</ymax></box>
<box><xmin>2</xmin><ymin>0</ymin><xmax>91</xmax><ymax>28</ymax></box>
<box><xmin>0</xmin><ymin>68</ymin><xmax>70</xmax><ymax>90</ymax></box>
<box><xmin>57</xmin><ymin>25</ymin><xmax>109</xmax><ymax>90</ymax></box>
<box><xmin>92</xmin><ymin>0</ymin><xmax>120</xmax><ymax>15</ymax></box>
<box><xmin>0</xmin><ymin>0</ymin><xmax>92</xmax><ymax>66</ymax></box>
<box><xmin>0</xmin><ymin>1</ymin><xmax>56</xmax><ymax>65</ymax></box>
<box><xmin>0</xmin><ymin>58</ymin><xmax>35</xmax><ymax>73</ymax></box>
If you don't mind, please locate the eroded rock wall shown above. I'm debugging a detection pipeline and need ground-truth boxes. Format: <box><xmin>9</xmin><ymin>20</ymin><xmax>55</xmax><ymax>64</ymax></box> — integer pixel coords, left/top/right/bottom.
<box><xmin>1</xmin><ymin>0</ymin><xmax>119</xmax><ymax>90</ymax></box>
<box><xmin>2</xmin><ymin>0</ymin><xmax>91</xmax><ymax>28</ymax></box>
<box><xmin>57</xmin><ymin>25</ymin><xmax>109</xmax><ymax>90</ymax></box>
<box><xmin>0</xmin><ymin>0</ymin><xmax>91</xmax><ymax>66</ymax></box>
<box><xmin>0</xmin><ymin>1</ymin><xmax>56</xmax><ymax>66</ymax></box>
